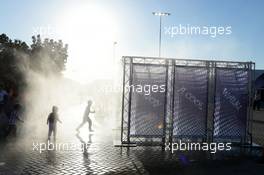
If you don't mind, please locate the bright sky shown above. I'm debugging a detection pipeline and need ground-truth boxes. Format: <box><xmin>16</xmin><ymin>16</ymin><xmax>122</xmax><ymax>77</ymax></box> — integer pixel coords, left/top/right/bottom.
<box><xmin>1</xmin><ymin>0</ymin><xmax>264</xmax><ymax>83</ymax></box>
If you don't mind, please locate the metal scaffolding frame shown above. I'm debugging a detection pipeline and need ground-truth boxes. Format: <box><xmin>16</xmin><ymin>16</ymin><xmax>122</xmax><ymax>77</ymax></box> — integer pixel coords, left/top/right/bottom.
<box><xmin>121</xmin><ymin>56</ymin><xmax>255</xmax><ymax>146</ymax></box>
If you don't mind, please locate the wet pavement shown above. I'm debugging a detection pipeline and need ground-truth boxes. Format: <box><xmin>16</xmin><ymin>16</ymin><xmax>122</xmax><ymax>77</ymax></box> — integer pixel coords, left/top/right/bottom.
<box><xmin>0</xmin><ymin>129</ymin><xmax>264</xmax><ymax>175</ymax></box>
<box><xmin>0</xmin><ymin>107</ymin><xmax>264</xmax><ymax>175</ymax></box>
<box><xmin>0</xmin><ymin>132</ymin><xmax>146</xmax><ymax>175</ymax></box>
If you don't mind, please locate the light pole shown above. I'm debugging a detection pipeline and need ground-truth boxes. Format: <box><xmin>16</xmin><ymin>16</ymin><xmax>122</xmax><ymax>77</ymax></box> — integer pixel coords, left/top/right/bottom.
<box><xmin>113</xmin><ymin>41</ymin><xmax>117</xmax><ymax>64</ymax></box>
<box><xmin>152</xmin><ymin>12</ymin><xmax>170</xmax><ymax>57</ymax></box>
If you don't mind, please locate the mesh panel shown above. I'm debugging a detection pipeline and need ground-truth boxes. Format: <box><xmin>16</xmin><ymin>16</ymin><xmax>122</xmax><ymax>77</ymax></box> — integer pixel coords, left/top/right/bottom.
<box><xmin>213</xmin><ymin>68</ymin><xmax>249</xmax><ymax>138</ymax></box>
<box><xmin>173</xmin><ymin>67</ymin><xmax>208</xmax><ymax>137</ymax></box>
<box><xmin>121</xmin><ymin>56</ymin><xmax>254</xmax><ymax>144</ymax></box>
<box><xmin>130</xmin><ymin>65</ymin><xmax>167</xmax><ymax>137</ymax></box>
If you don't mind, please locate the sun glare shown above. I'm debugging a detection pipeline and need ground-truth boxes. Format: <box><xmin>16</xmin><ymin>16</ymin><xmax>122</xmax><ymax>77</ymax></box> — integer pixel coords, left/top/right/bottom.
<box><xmin>57</xmin><ymin>4</ymin><xmax>118</xmax><ymax>83</ymax></box>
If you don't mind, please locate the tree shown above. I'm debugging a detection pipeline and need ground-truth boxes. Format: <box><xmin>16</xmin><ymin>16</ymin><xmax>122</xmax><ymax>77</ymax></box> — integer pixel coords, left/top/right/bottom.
<box><xmin>0</xmin><ymin>33</ymin><xmax>68</xmax><ymax>94</ymax></box>
<box><xmin>31</xmin><ymin>34</ymin><xmax>68</xmax><ymax>74</ymax></box>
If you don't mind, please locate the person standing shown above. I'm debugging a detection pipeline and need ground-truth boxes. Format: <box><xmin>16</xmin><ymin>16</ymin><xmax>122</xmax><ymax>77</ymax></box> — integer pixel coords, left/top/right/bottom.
<box><xmin>254</xmin><ymin>92</ymin><xmax>261</xmax><ymax>111</ymax></box>
<box><xmin>47</xmin><ymin>106</ymin><xmax>61</xmax><ymax>141</ymax></box>
<box><xmin>5</xmin><ymin>104</ymin><xmax>24</xmax><ymax>138</ymax></box>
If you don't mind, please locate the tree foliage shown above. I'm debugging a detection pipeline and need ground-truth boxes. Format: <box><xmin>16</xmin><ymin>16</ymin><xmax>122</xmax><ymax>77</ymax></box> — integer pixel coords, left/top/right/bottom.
<box><xmin>0</xmin><ymin>33</ymin><xmax>68</xmax><ymax>92</ymax></box>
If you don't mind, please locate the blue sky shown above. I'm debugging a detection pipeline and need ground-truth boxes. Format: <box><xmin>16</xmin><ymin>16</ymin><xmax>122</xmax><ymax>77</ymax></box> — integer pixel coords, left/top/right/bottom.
<box><xmin>1</xmin><ymin>0</ymin><xmax>264</xmax><ymax>80</ymax></box>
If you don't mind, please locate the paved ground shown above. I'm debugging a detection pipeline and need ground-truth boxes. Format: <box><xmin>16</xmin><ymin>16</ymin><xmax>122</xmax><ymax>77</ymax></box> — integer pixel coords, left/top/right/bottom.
<box><xmin>252</xmin><ymin>110</ymin><xmax>264</xmax><ymax>146</ymax></box>
<box><xmin>0</xmin><ymin>130</ymin><xmax>264</xmax><ymax>175</ymax></box>
<box><xmin>0</xmin><ymin>131</ymin><xmax>147</xmax><ymax>175</ymax></box>
<box><xmin>0</xmin><ymin>110</ymin><xmax>264</xmax><ymax>174</ymax></box>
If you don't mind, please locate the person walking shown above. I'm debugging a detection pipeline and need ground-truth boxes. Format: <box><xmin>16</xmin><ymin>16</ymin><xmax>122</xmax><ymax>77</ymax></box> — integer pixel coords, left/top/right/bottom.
<box><xmin>76</xmin><ymin>100</ymin><xmax>95</xmax><ymax>132</ymax></box>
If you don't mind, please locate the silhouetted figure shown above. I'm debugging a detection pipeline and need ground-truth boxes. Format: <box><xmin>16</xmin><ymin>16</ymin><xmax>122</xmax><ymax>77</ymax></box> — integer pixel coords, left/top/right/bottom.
<box><xmin>76</xmin><ymin>100</ymin><xmax>95</xmax><ymax>132</ymax></box>
<box><xmin>5</xmin><ymin>104</ymin><xmax>24</xmax><ymax>138</ymax></box>
<box><xmin>0</xmin><ymin>89</ymin><xmax>8</xmax><ymax>105</ymax></box>
<box><xmin>47</xmin><ymin>106</ymin><xmax>61</xmax><ymax>141</ymax></box>
<box><xmin>253</xmin><ymin>92</ymin><xmax>261</xmax><ymax>110</ymax></box>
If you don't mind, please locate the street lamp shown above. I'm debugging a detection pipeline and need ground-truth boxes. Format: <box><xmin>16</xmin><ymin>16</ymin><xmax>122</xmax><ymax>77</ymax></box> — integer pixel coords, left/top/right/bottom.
<box><xmin>113</xmin><ymin>41</ymin><xmax>117</xmax><ymax>64</ymax></box>
<box><xmin>152</xmin><ymin>12</ymin><xmax>170</xmax><ymax>57</ymax></box>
